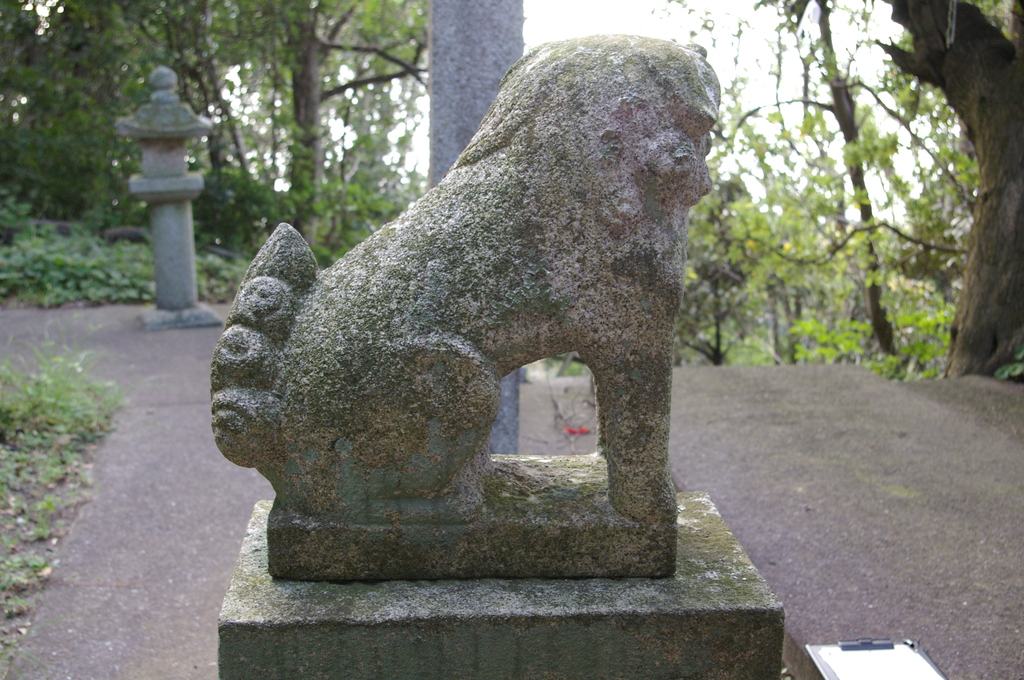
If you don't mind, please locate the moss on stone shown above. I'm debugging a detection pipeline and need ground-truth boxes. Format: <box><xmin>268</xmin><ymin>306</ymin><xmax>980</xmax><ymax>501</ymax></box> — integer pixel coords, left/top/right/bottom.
<box><xmin>220</xmin><ymin>495</ymin><xmax>784</xmax><ymax>679</ymax></box>
<box><xmin>212</xmin><ymin>36</ymin><xmax>722</xmax><ymax>580</ymax></box>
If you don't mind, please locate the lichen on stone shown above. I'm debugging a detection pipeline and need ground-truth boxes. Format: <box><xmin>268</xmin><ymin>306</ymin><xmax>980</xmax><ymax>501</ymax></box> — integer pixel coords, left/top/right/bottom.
<box><xmin>211</xmin><ymin>35</ymin><xmax>720</xmax><ymax>581</ymax></box>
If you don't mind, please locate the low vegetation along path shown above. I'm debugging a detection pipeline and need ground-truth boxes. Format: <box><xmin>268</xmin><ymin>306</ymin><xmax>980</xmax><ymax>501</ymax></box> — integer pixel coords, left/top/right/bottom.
<box><xmin>1</xmin><ymin>304</ymin><xmax>269</xmax><ymax>680</ymax></box>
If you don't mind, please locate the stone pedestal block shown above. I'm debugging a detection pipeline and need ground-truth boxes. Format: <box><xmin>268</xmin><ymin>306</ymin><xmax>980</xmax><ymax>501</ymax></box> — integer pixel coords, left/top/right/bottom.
<box><xmin>219</xmin><ymin>494</ymin><xmax>784</xmax><ymax>680</ymax></box>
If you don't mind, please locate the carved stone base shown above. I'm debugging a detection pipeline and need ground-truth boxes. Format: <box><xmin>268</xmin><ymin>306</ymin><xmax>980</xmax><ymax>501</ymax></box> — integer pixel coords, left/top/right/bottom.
<box><xmin>219</xmin><ymin>494</ymin><xmax>784</xmax><ymax>680</ymax></box>
<box><xmin>266</xmin><ymin>455</ymin><xmax>676</xmax><ymax>580</ymax></box>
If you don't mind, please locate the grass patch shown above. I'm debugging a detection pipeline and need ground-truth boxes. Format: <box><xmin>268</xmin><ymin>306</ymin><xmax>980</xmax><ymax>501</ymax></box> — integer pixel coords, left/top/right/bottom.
<box><xmin>0</xmin><ymin>340</ymin><xmax>120</xmax><ymax>665</ymax></box>
<box><xmin>0</xmin><ymin>225</ymin><xmax>250</xmax><ymax>307</ymax></box>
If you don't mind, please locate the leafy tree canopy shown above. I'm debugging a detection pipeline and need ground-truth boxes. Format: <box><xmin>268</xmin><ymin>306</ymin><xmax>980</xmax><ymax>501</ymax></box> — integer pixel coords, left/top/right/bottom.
<box><xmin>671</xmin><ymin>0</ymin><xmax>982</xmax><ymax>378</ymax></box>
<box><xmin>0</xmin><ymin>0</ymin><xmax>428</xmax><ymax>261</ymax></box>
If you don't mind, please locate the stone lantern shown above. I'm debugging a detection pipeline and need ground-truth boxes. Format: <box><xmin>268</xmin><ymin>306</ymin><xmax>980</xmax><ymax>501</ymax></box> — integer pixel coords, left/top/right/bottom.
<box><xmin>117</xmin><ymin>66</ymin><xmax>222</xmax><ymax>330</ymax></box>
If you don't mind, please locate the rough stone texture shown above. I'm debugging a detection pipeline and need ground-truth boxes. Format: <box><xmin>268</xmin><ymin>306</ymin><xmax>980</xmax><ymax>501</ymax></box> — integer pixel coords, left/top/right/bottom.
<box><xmin>118</xmin><ymin>66</ymin><xmax>212</xmax><ymax>323</ymax></box>
<box><xmin>266</xmin><ymin>454</ymin><xmax>676</xmax><ymax>580</ymax></box>
<box><xmin>429</xmin><ymin>0</ymin><xmax>526</xmax><ymax>457</ymax></box>
<box><xmin>128</xmin><ymin>174</ymin><xmax>205</xmax><ymax>203</ymax></box>
<box><xmin>115</xmin><ymin>66</ymin><xmax>213</xmax><ymax>141</ymax></box>
<box><xmin>210</xmin><ymin>36</ymin><xmax>721</xmax><ymax>580</ymax></box>
<box><xmin>219</xmin><ymin>493</ymin><xmax>784</xmax><ymax>680</ymax></box>
<box><xmin>148</xmin><ymin>201</ymin><xmax>202</xmax><ymax>311</ymax></box>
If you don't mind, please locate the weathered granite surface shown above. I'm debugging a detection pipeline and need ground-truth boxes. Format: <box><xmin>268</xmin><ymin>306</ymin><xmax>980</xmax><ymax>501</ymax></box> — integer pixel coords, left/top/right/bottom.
<box><xmin>211</xmin><ymin>36</ymin><xmax>721</xmax><ymax>580</ymax></box>
<box><xmin>428</xmin><ymin>0</ymin><xmax>524</xmax><ymax>187</ymax></box>
<box><xmin>219</xmin><ymin>494</ymin><xmax>784</xmax><ymax>680</ymax></box>
<box><xmin>116</xmin><ymin>66</ymin><xmax>213</xmax><ymax>142</ymax></box>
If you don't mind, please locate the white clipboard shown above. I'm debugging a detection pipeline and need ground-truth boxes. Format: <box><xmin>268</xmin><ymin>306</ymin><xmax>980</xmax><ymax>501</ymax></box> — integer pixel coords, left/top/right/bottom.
<box><xmin>806</xmin><ymin>639</ymin><xmax>947</xmax><ymax>680</ymax></box>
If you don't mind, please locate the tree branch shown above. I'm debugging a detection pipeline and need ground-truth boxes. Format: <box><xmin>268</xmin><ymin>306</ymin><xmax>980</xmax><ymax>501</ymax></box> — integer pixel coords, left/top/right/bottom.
<box><xmin>736</xmin><ymin>213</ymin><xmax>963</xmax><ymax>268</ymax></box>
<box><xmin>877</xmin><ymin>41</ymin><xmax>943</xmax><ymax>87</ymax></box>
<box><xmin>876</xmin><ymin>221</ymin><xmax>966</xmax><ymax>253</ymax></box>
<box><xmin>321</xmin><ymin>69</ymin><xmax>418</xmax><ymax>101</ymax></box>
<box><xmin>732</xmin><ymin>98</ymin><xmax>834</xmax><ymax>134</ymax></box>
<box><xmin>856</xmin><ymin>81</ymin><xmax>974</xmax><ymax>208</ymax></box>
<box><xmin>324</xmin><ymin>6</ymin><xmax>357</xmax><ymax>44</ymax></box>
<box><xmin>320</xmin><ymin>41</ymin><xmax>426</xmax><ymax>85</ymax></box>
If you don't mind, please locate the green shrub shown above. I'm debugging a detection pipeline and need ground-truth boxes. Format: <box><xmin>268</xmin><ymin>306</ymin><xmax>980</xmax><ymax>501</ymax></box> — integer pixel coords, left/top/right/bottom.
<box><xmin>790</xmin><ymin>305</ymin><xmax>952</xmax><ymax>380</ymax></box>
<box><xmin>0</xmin><ymin>226</ymin><xmax>153</xmax><ymax>306</ymax></box>
<box><xmin>0</xmin><ymin>224</ymin><xmax>250</xmax><ymax>307</ymax></box>
<box><xmin>193</xmin><ymin>166</ymin><xmax>285</xmax><ymax>253</ymax></box>
<box><xmin>196</xmin><ymin>251</ymin><xmax>251</xmax><ymax>304</ymax></box>
<box><xmin>994</xmin><ymin>345</ymin><xmax>1024</xmax><ymax>382</ymax></box>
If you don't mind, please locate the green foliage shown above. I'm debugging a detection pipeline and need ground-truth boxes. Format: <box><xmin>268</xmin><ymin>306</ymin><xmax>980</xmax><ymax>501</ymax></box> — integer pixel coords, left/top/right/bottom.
<box><xmin>671</xmin><ymin>0</ymin><xmax>971</xmax><ymax>380</ymax></box>
<box><xmin>791</xmin><ymin>318</ymin><xmax>873</xmax><ymax>363</ymax></box>
<box><xmin>0</xmin><ymin>0</ymin><xmax>149</xmax><ymax>227</ymax></box>
<box><xmin>676</xmin><ymin>179</ymin><xmax>759</xmax><ymax>365</ymax></box>
<box><xmin>0</xmin><ymin>190</ymin><xmax>30</xmax><ymax>234</ymax></box>
<box><xmin>2</xmin><ymin>0</ymin><xmax>427</xmax><ymax>256</ymax></box>
<box><xmin>788</xmin><ymin>303</ymin><xmax>951</xmax><ymax>379</ymax></box>
<box><xmin>125</xmin><ymin>0</ymin><xmax>428</xmax><ymax>252</ymax></box>
<box><xmin>0</xmin><ymin>225</ymin><xmax>153</xmax><ymax>306</ymax></box>
<box><xmin>192</xmin><ymin>166</ymin><xmax>285</xmax><ymax>254</ymax></box>
<box><xmin>0</xmin><ymin>223</ymin><xmax>248</xmax><ymax>307</ymax></box>
<box><xmin>994</xmin><ymin>345</ymin><xmax>1024</xmax><ymax>381</ymax></box>
<box><xmin>196</xmin><ymin>250</ymin><xmax>251</xmax><ymax>304</ymax></box>
<box><xmin>0</xmin><ymin>340</ymin><xmax>119</xmax><ymax>648</ymax></box>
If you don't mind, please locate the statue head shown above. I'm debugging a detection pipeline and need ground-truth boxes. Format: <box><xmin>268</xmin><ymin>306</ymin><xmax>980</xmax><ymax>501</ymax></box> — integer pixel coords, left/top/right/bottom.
<box><xmin>455</xmin><ymin>35</ymin><xmax>720</xmax><ymax>231</ymax></box>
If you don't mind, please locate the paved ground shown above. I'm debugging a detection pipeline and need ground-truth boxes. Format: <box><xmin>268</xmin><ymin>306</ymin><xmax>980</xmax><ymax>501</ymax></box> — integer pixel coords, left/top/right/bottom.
<box><xmin>3</xmin><ymin>305</ymin><xmax>270</xmax><ymax>680</ymax></box>
<box><xmin>670</xmin><ymin>366</ymin><xmax>1024</xmax><ymax>680</ymax></box>
<box><xmin>2</xmin><ymin>304</ymin><xmax>1022</xmax><ymax>679</ymax></box>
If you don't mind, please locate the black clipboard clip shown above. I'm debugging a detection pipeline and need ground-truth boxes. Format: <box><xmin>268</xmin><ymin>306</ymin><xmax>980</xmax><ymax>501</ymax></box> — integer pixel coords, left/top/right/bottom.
<box><xmin>838</xmin><ymin>638</ymin><xmax>895</xmax><ymax>651</ymax></box>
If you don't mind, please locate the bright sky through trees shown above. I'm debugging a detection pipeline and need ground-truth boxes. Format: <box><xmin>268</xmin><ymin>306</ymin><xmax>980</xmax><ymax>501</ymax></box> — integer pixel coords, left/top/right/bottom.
<box><xmin>522</xmin><ymin>0</ymin><xmax>919</xmax><ymax>225</ymax></box>
<box><xmin>412</xmin><ymin>0</ymin><xmax>905</xmax><ymax>189</ymax></box>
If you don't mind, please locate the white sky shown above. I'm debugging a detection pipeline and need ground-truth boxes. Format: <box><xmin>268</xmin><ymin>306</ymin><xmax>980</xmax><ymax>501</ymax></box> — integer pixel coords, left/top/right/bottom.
<box><xmin>524</xmin><ymin>0</ymin><xmax>695</xmax><ymax>47</ymax></box>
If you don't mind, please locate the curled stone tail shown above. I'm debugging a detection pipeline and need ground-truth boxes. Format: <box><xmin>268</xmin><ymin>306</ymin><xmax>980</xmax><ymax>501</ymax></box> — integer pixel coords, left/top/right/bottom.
<box><xmin>211</xmin><ymin>224</ymin><xmax>318</xmax><ymax>468</ymax></box>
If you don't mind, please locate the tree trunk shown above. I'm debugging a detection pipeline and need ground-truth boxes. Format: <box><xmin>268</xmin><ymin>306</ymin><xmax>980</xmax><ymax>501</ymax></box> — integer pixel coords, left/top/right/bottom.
<box><xmin>286</xmin><ymin>10</ymin><xmax>325</xmax><ymax>245</ymax></box>
<box><xmin>882</xmin><ymin>0</ymin><xmax>1024</xmax><ymax>375</ymax></box>
<box><xmin>820</xmin><ymin>1</ymin><xmax>897</xmax><ymax>355</ymax></box>
<box><xmin>945</xmin><ymin>81</ymin><xmax>1024</xmax><ymax>374</ymax></box>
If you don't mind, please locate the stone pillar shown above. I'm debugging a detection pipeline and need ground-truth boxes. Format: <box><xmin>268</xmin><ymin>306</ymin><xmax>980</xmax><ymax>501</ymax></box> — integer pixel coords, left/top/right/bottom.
<box><xmin>429</xmin><ymin>0</ymin><xmax>525</xmax><ymax>456</ymax></box>
<box><xmin>117</xmin><ymin>66</ymin><xmax>222</xmax><ymax>331</ymax></box>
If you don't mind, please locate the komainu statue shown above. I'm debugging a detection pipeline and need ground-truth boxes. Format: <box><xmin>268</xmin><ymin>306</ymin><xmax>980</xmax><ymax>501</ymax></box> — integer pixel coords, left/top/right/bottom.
<box><xmin>211</xmin><ymin>35</ymin><xmax>720</xmax><ymax>581</ymax></box>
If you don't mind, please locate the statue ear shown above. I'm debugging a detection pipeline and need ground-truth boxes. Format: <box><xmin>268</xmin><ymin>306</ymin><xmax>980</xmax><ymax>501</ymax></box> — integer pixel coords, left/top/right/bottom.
<box><xmin>241</xmin><ymin>223</ymin><xmax>319</xmax><ymax>293</ymax></box>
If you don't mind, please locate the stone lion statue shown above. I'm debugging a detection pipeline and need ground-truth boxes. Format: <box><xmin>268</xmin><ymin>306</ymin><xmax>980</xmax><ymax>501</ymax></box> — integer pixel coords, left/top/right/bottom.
<box><xmin>211</xmin><ymin>35</ymin><xmax>720</xmax><ymax>580</ymax></box>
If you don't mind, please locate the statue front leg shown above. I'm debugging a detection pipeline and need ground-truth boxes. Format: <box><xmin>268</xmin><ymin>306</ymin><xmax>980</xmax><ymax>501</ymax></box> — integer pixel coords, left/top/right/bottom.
<box><xmin>580</xmin><ymin>341</ymin><xmax>677</xmax><ymax>526</ymax></box>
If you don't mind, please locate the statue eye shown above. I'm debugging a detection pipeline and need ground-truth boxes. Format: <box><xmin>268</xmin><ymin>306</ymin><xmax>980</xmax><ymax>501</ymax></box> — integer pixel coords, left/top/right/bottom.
<box><xmin>672</xmin><ymin>137</ymin><xmax>696</xmax><ymax>162</ymax></box>
<box><xmin>598</xmin><ymin>129</ymin><xmax>623</xmax><ymax>160</ymax></box>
